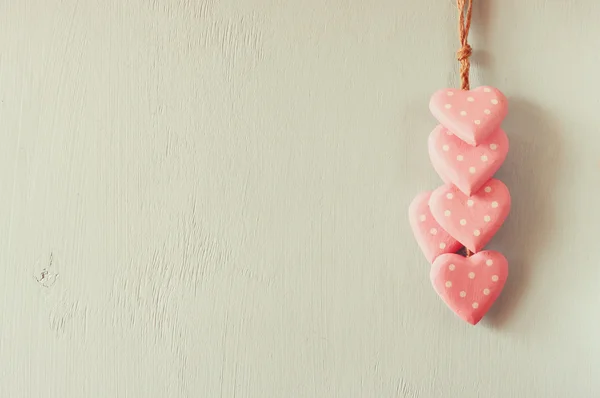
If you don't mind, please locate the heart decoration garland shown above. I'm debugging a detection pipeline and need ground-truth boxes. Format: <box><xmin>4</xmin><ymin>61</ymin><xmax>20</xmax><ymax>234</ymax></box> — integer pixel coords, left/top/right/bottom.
<box><xmin>409</xmin><ymin>87</ymin><xmax>511</xmax><ymax>324</ymax></box>
<box><xmin>407</xmin><ymin>0</ymin><xmax>513</xmax><ymax>325</ymax></box>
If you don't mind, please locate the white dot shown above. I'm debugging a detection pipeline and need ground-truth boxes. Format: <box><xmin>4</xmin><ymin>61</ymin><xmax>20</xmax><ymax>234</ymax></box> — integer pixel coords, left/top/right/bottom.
<box><xmin>442</xmin><ymin>145</ymin><xmax>450</xmax><ymax>151</ymax></box>
<box><xmin>490</xmin><ymin>143</ymin><xmax>498</xmax><ymax>150</ymax></box>
<box><xmin>469</xmin><ymin>167</ymin><xmax>476</xmax><ymax>174</ymax></box>
<box><xmin>481</xmin><ymin>155</ymin><xmax>488</xmax><ymax>162</ymax></box>
<box><xmin>444</xmin><ymin>210</ymin><xmax>451</xmax><ymax>217</ymax></box>
<box><xmin>445</xmin><ymin>103</ymin><xmax>452</xmax><ymax>109</ymax></box>
<box><xmin>474</xmin><ymin>120</ymin><xmax>481</xmax><ymax>125</ymax></box>
<box><xmin>419</xmin><ymin>214</ymin><xmax>426</xmax><ymax>222</ymax></box>
<box><xmin>467</xmin><ymin>97</ymin><xmax>474</xmax><ymax>102</ymax></box>
<box><xmin>491</xmin><ymin>99</ymin><xmax>499</xmax><ymax>105</ymax></box>
<box><xmin>473</xmin><ymin>229</ymin><xmax>481</xmax><ymax>236</ymax></box>
<box><xmin>445</xmin><ymin>281</ymin><xmax>452</xmax><ymax>288</ymax></box>
<box><xmin>446</xmin><ymin>130</ymin><xmax>453</xmax><ymax>135</ymax></box>
<box><xmin>483</xmin><ymin>288</ymin><xmax>490</xmax><ymax>295</ymax></box>
<box><xmin>446</xmin><ymin>193</ymin><xmax>454</xmax><ymax>199</ymax></box>
<box><xmin>484</xmin><ymin>186</ymin><xmax>492</xmax><ymax>193</ymax></box>
<box><xmin>460</xmin><ymin>291</ymin><xmax>466</xmax><ymax>298</ymax></box>
<box><xmin>449</xmin><ymin>264</ymin><xmax>456</xmax><ymax>271</ymax></box>
<box><xmin>467</xmin><ymin>199</ymin><xmax>474</xmax><ymax>207</ymax></box>
<box><xmin>486</xmin><ymin>259</ymin><xmax>494</xmax><ymax>266</ymax></box>
<box><xmin>484</xmin><ymin>215</ymin><xmax>491</xmax><ymax>222</ymax></box>
<box><xmin>483</xmin><ymin>87</ymin><xmax>491</xmax><ymax>93</ymax></box>
<box><xmin>460</xmin><ymin>111</ymin><xmax>467</xmax><ymax>116</ymax></box>
<box><xmin>460</xmin><ymin>219</ymin><xmax>467</xmax><ymax>226</ymax></box>
<box><xmin>468</xmin><ymin>272</ymin><xmax>475</xmax><ymax>279</ymax></box>
<box><xmin>457</xmin><ymin>155</ymin><xmax>464</xmax><ymax>161</ymax></box>
<box><xmin>430</xmin><ymin>228</ymin><xmax>438</xmax><ymax>235</ymax></box>
<box><xmin>492</xmin><ymin>275</ymin><xmax>499</xmax><ymax>282</ymax></box>
<box><xmin>484</xmin><ymin>109</ymin><xmax>491</xmax><ymax>115</ymax></box>
<box><xmin>472</xmin><ymin>302</ymin><xmax>479</xmax><ymax>309</ymax></box>
<box><xmin>491</xmin><ymin>201</ymin><xmax>498</xmax><ymax>208</ymax></box>
<box><xmin>439</xmin><ymin>242</ymin><xmax>447</xmax><ymax>249</ymax></box>
<box><xmin>447</xmin><ymin>91</ymin><xmax>454</xmax><ymax>96</ymax></box>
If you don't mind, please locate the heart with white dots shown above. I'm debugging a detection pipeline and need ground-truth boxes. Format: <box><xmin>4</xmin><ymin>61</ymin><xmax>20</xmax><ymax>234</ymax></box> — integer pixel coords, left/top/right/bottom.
<box><xmin>409</xmin><ymin>191</ymin><xmax>462</xmax><ymax>263</ymax></box>
<box><xmin>430</xmin><ymin>251</ymin><xmax>508</xmax><ymax>325</ymax></box>
<box><xmin>429</xmin><ymin>125</ymin><xmax>509</xmax><ymax>196</ymax></box>
<box><xmin>428</xmin><ymin>179</ymin><xmax>511</xmax><ymax>253</ymax></box>
<box><xmin>409</xmin><ymin>85</ymin><xmax>511</xmax><ymax>325</ymax></box>
<box><xmin>429</xmin><ymin>86</ymin><xmax>508</xmax><ymax>146</ymax></box>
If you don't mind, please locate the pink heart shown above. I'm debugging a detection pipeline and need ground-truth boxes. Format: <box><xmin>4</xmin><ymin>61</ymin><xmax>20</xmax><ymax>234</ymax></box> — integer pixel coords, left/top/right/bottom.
<box><xmin>429</xmin><ymin>125</ymin><xmax>509</xmax><ymax>196</ymax></box>
<box><xmin>430</xmin><ymin>251</ymin><xmax>508</xmax><ymax>325</ymax></box>
<box><xmin>429</xmin><ymin>86</ymin><xmax>508</xmax><ymax>146</ymax></box>
<box><xmin>428</xmin><ymin>179</ymin><xmax>511</xmax><ymax>253</ymax></box>
<box><xmin>409</xmin><ymin>191</ymin><xmax>462</xmax><ymax>263</ymax></box>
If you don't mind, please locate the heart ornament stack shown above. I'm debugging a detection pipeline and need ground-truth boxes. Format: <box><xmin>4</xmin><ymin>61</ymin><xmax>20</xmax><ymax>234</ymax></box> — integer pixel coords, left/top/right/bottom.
<box><xmin>409</xmin><ymin>86</ymin><xmax>511</xmax><ymax>325</ymax></box>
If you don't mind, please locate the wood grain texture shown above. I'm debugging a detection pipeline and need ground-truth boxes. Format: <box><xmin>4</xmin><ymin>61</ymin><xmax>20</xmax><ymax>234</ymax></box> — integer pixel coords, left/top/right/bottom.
<box><xmin>1</xmin><ymin>0</ymin><xmax>600</xmax><ymax>397</ymax></box>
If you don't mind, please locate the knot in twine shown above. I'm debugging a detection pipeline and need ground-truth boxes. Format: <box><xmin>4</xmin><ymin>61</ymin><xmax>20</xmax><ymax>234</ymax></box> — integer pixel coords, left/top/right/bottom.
<box><xmin>456</xmin><ymin>44</ymin><xmax>472</xmax><ymax>62</ymax></box>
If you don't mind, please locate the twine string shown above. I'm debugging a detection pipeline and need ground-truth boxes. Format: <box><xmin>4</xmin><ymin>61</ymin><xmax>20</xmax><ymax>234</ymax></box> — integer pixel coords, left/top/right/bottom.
<box><xmin>457</xmin><ymin>0</ymin><xmax>473</xmax><ymax>256</ymax></box>
<box><xmin>456</xmin><ymin>0</ymin><xmax>473</xmax><ymax>91</ymax></box>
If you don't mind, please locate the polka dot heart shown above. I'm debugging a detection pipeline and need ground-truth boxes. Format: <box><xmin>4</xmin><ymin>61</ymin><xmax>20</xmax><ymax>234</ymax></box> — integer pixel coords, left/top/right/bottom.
<box><xmin>428</xmin><ymin>179</ymin><xmax>511</xmax><ymax>253</ymax></box>
<box><xmin>428</xmin><ymin>125</ymin><xmax>509</xmax><ymax>195</ymax></box>
<box><xmin>429</xmin><ymin>86</ymin><xmax>508</xmax><ymax>146</ymax></box>
<box><xmin>430</xmin><ymin>251</ymin><xmax>508</xmax><ymax>325</ymax></box>
<box><xmin>409</xmin><ymin>191</ymin><xmax>462</xmax><ymax>263</ymax></box>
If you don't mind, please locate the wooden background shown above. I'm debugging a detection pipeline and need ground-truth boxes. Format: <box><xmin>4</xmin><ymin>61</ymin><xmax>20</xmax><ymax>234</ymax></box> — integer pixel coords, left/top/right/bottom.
<box><xmin>1</xmin><ymin>0</ymin><xmax>599</xmax><ymax>396</ymax></box>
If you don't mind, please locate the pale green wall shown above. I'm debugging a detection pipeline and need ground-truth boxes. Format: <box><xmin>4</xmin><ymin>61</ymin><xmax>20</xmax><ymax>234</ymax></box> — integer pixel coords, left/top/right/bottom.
<box><xmin>1</xmin><ymin>0</ymin><xmax>598</xmax><ymax>397</ymax></box>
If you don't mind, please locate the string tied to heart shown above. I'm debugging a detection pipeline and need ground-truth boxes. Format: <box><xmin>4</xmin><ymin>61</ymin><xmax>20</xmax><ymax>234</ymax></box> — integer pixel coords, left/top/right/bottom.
<box><xmin>457</xmin><ymin>0</ymin><xmax>473</xmax><ymax>256</ymax></box>
<box><xmin>457</xmin><ymin>0</ymin><xmax>473</xmax><ymax>91</ymax></box>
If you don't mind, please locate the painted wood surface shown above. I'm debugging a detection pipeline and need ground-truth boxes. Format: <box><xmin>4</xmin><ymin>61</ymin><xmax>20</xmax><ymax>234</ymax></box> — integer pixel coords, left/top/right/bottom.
<box><xmin>1</xmin><ymin>0</ymin><xmax>600</xmax><ymax>396</ymax></box>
